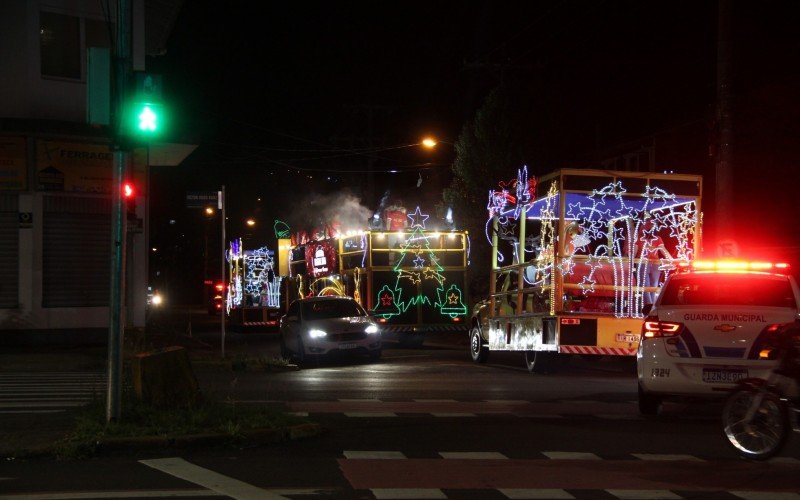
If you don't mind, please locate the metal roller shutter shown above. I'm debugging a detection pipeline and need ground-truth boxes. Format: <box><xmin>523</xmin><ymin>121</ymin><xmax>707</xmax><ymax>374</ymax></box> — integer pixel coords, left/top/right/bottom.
<box><xmin>0</xmin><ymin>195</ymin><xmax>18</xmax><ymax>308</ymax></box>
<box><xmin>43</xmin><ymin>195</ymin><xmax>111</xmax><ymax>307</ymax></box>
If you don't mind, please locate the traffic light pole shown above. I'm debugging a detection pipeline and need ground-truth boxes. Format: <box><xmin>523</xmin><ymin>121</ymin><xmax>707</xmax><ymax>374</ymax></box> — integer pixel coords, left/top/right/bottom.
<box><xmin>220</xmin><ymin>185</ymin><xmax>226</xmax><ymax>358</ymax></box>
<box><xmin>107</xmin><ymin>0</ymin><xmax>131</xmax><ymax>423</ymax></box>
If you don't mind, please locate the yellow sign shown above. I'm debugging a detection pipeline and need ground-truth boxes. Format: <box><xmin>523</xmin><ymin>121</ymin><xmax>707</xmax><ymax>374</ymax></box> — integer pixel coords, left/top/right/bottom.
<box><xmin>0</xmin><ymin>136</ymin><xmax>27</xmax><ymax>191</ymax></box>
<box><xmin>36</xmin><ymin>140</ymin><xmax>114</xmax><ymax>193</ymax></box>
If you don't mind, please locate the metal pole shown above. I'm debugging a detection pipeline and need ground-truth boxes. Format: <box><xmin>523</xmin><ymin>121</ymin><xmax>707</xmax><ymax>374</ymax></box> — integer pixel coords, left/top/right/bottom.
<box><xmin>220</xmin><ymin>186</ymin><xmax>226</xmax><ymax>358</ymax></box>
<box><xmin>715</xmin><ymin>0</ymin><xmax>733</xmax><ymax>241</ymax></box>
<box><xmin>107</xmin><ymin>0</ymin><xmax>131</xmax><ymax>423</ymax></box>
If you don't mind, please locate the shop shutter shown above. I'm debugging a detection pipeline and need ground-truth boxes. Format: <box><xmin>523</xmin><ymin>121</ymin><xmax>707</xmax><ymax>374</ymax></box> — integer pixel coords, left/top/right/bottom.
<box><xmin>42</xmin><ymin>195</ymin><xmax>111</xmax><ymax>307</ymax></box>
<box><xmin>0</xmin><ymin>195</ymin><xmax>18</xmax><ymax>308</ymax></box>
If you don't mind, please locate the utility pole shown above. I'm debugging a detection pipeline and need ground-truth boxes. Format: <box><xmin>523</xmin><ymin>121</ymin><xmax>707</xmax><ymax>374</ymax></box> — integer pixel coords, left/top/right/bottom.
<box><xmin>107</xmin><ymin>0</ymin><xmax>131</xmax><ymax>423</ymax></box>
<box><xmin>715</xmin><ymin>0</ymin><xmax>734</xmax><ymax>242</ymax></box>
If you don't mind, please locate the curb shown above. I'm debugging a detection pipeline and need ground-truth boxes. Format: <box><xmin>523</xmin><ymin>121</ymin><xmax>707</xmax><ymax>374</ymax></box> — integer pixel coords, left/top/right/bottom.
<box><xmin>95</xmin><ymin>422</ymin><xmax>322</xmax><ymax>453</ymax></box>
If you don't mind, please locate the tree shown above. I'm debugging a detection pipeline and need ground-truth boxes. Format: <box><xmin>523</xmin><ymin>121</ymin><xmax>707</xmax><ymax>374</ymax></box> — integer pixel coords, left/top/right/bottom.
<box><xmin>442</xmin><ymin>83</ymin><xmax>535</xmax><ymax>301</ymax></box>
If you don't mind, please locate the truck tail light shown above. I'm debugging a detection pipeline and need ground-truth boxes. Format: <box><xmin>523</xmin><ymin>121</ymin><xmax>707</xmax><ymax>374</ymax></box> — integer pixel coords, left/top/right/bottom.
<box><xmin>642</xmin><ymin>316</ymin><xmax>683</xmax><ymax>338</ymax></box>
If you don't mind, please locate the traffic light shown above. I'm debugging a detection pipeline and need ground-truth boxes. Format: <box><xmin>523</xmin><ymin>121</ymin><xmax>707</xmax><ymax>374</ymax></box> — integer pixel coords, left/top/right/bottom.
<box><xmin>120</xmin><ymin>73</ymin><xmax>166</xmax><ymax>142</ymax></box>
<box><xmin>123</xmin><ymin>181</ymin><xmax>135</xmax><ymax>199</ymax></box>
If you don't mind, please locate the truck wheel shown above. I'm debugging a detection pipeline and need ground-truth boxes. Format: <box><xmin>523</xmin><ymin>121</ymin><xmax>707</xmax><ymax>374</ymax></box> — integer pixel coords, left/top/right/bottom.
<box><xmin>638</xmin><ymin>383</ymin><xmax>662</xmax><ymax>416</ymax></box>
<box><xmin>469</xmin><ymin>327</ymin><xmax>489</xmax><ymax>363</ymax></box>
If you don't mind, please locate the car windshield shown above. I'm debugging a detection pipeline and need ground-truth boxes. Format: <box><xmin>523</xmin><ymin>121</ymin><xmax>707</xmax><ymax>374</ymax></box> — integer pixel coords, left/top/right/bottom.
<box><xmin>660</xmin><ymin>274</ymin><xmax>796</xmax><ymax>308</ymax></box>
<box><xmin>302</xmin><ymin>300</ymin><xmax>365</xmax><ymax>320</ymax></box>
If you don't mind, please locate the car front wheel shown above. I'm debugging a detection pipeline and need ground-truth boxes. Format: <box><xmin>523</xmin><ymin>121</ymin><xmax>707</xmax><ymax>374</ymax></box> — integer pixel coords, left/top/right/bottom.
<box><xmin>469</xmin><ymin>326</ymin><xmax>489</xmax><ymax>363</ymax></box>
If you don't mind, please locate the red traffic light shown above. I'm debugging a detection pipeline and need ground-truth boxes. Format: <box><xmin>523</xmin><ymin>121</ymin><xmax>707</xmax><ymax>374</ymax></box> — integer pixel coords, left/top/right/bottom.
<box><xmin>123</xmin><ymin>182</ymin><xmax>135</xmax><ymax>199</ymax></box>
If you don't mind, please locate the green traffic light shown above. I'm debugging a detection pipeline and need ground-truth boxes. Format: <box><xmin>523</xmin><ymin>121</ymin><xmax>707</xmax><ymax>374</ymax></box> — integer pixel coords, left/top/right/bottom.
<box><xmin>137</xmin><ymin>104</ymin><xmax>158</xmax><ymax>132</ymax></box>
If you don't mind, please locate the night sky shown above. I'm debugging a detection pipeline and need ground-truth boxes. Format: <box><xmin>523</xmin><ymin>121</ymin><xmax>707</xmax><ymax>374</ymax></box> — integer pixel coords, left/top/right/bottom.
<box><xmin>146</xmin><ymin>1</ymin><xmax>800</xmax><ymax>300</ymax></box>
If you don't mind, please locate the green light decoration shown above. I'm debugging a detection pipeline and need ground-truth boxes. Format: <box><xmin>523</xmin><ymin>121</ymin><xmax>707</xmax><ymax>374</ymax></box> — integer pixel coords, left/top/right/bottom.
<box><xmin>372</xmin><ymin>206</ymin><xmax>467</xmax><ymax>320</ymax></box>
<box><xmin>274</xmin><ymin>219</ymin><xmax>290</xmax><ymax>239</ymax></box>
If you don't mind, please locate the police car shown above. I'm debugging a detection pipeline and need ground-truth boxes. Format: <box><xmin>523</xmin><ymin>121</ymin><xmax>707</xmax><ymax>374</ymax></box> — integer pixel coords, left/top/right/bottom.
<box><xmin>637</xmin><ymin>260</ymin><xmax>800</xmax><ymax>415</ymax></box>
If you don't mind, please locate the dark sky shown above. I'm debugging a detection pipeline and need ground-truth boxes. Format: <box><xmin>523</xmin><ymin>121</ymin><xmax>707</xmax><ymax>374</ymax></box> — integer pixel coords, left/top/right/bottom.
<box><xmin>147</xmin><ymin>0</ymin><xmax>800</xmax><ymax>291</ymax></box>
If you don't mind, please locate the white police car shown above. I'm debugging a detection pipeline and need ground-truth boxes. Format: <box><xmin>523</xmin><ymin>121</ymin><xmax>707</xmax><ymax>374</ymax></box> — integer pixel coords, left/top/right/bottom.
<box><xmin>637</xmin><ymin>260</ymin><xmax>800</xmax><ymax>415</ymax></box>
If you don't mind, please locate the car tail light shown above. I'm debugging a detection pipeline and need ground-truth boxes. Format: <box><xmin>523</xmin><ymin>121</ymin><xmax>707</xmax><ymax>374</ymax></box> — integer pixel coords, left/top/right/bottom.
<box><xmin>215</xmin><ymin>283</ymin><xmax>224</xmax><ymax>292</ymax></box>
<box><xmin>642</xmin><ymin>316</ymin><xmax>683</xmax><ymax>338</ymax></box>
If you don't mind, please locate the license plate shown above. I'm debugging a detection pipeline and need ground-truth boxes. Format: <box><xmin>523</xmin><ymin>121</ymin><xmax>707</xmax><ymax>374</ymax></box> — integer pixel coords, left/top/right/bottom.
<box><xmin>616</xmin><ymin>333</ymin><xmax>639</xmax><ymax>343</ymax></box>
<box><xmin>338</xmin><ymin>343</ymin><xmax>358</xmax><ymax>349</ymax></box>
<box><xmin>702</xmin><ymin>368</ymin><xmax>748</xmax><ymax>383</ymax></box>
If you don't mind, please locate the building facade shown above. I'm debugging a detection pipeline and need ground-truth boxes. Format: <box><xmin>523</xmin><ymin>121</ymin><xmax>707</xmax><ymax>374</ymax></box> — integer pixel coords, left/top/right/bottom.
<box><xmin>0</xmin><ymin>0</ymin><xmax>185</xmax><ymax>340</ymax></box>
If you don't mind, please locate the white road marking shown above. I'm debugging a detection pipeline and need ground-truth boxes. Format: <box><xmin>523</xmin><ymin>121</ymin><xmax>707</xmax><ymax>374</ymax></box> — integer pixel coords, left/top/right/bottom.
<box><xmin>139</xmin><ymin>457</ymin><xmax>285</xmax><ymax>500</ymax></box>
<box><xmin>431</xmin><ymin>413</ymin><xmax>476</xmax><ymax>417</ymax></box>
<box><xmin>632</xmin><ymin>454</ymin><xmax>703</xmax><ymax>461</ymax></box>
<box><xmin>607</xmin><ymin>490</ymin><xmax>682</xmax><ymax>499</ymax></box>
<box><xmin>344</xmin><ymin>412</ymin><xmax>396</xmax><ymax>417</ymax></box>
<box><xmin>542</xmin><ymin>451</ymin><xmax>601</xmax><ymax>460</ymax></box>
<box><xmin>344</xmin><ymin>450</ymin><xmax>406</xmax><ymax>459</ymax></box>
<box><xmin>439</xmin><ymin>451</ymin><xmax>507</xmax><ymax>459</ymax></box>
<box><xmin>501</xmin><ymin>489</ymin><xmax>575</xmax><ymax>499</ymax></box>
<box><xmin>371</xmin><ymin>488</ymin><xmax>447</xmax><ymax>499</ymax></box>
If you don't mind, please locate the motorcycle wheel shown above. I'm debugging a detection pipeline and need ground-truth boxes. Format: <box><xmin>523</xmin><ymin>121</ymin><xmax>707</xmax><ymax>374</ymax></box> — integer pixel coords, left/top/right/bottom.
<box><xmin>722</xmin><ymin>386</ymin><xmax>790</xmax><ymax>461</ymax></box>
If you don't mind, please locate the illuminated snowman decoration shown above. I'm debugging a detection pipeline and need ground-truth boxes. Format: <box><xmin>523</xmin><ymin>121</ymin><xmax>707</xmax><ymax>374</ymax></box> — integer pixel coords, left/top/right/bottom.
<box><xmin>313</xmin><ymin>247</ymin><xmax>328</xmax><ymax>274</ymax></box>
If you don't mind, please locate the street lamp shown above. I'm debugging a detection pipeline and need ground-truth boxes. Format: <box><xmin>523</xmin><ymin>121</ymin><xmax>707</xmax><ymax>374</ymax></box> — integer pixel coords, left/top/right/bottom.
<box><xmin>205</xmin><ymin>206</ymin><xmax>215</xmax><ymax>216</ymax></box>
<box><xmin>246</xmin><ymin>218</ymin><xmax>256</xmax><ymax>227</ymax></box>
<box><xmin>422</xmin><ymin>137</ymin><xmax>438</xmax><ymax>149</ymax></box>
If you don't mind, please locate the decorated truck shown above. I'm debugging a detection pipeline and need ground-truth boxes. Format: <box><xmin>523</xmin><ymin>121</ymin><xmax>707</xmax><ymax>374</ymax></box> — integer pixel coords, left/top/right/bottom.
<box><xmin>469</xmin><ymin>167</ymin><xmax>702</xmax><ymax>372</ymax></box>
<box><xmin>283</xmin><ymin>206</ymin><xmax>470</xmax><ymax>342</ymax></box>
<box><xmin>226</xmin><ymin>239</ymin><xmax>283</xmax><ymax>330</ymax></box>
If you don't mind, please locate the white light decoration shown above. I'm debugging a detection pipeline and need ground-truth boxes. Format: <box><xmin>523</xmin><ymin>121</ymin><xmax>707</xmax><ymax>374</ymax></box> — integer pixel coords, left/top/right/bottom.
<box><xmin>487</xmin><ymin>170</ymin><xmax>698</xmax><ymax>319</ymax></box>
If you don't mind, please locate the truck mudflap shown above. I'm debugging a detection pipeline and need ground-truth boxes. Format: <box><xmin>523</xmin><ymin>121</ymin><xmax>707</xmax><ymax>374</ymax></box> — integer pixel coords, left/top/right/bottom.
<box><xmin>557</xmin><ymin>316</ymin><xmax>642</xmax><ymax>356</ymax></box>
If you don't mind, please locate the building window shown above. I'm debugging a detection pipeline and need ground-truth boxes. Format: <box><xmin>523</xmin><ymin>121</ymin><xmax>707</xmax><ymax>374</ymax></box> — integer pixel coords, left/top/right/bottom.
<box><xmin>40</xmin><ymin>12</ymin><xmax>81</xmax><ymax>79</ymax></box>
<box><xmin>40</xmin><ymin>12</ymin><xmax>112</xmax><ymax>81</ymax></box>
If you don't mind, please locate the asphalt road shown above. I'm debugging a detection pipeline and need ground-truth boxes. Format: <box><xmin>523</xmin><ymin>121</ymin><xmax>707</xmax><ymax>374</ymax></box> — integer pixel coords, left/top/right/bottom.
<box><xmin>3</xmin><ymin>312</ymin><xmax>800</xmax><ymax>499</ymax></box>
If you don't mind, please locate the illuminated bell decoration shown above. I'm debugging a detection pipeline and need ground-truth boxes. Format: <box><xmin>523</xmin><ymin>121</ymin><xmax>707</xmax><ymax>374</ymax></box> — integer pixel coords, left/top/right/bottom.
<box><xmin>438</xmin><ymin>284</ymin><xmax>467</xmax><ymax>318</ymax></box>
<box><xmin>373</xmin><ymin>285</ymin><xmax>401</xmax><ymax>317</ymax></box>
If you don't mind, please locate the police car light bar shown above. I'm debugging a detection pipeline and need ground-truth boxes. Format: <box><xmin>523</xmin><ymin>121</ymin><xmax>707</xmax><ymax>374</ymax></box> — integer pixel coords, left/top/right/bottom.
<box><xmin>679</xmin><ymin>260</ymin><xmax>790</xmax><ymax>271</ymax></box>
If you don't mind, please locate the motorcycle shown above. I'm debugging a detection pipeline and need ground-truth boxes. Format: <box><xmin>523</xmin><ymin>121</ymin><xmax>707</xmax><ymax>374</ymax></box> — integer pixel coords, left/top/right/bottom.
<box><xmin>722</xmin><ymin>321</ymin><xmax>800</xmax><ymax>460</ymax></box>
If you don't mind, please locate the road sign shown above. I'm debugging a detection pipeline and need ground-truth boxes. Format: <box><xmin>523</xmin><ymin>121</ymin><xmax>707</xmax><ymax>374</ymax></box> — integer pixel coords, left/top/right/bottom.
<box><xmin>186</xmin><ymin>191</ymin><xmax>219</xmax><ymax>208</ymax></box>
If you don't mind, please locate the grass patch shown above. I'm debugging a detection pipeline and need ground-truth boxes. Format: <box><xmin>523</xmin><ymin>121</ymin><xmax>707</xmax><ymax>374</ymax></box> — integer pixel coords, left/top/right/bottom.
<box><xmin>55</xmin><ymin>386</ymin><xmax>310</xmax><ymax>459</ymax></box>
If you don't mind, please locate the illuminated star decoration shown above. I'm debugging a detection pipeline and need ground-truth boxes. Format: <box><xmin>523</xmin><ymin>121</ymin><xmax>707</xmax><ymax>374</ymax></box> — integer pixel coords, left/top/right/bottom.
<box><xmin>407</xmin><ymin>206</ymin><xmax>430</xmax><ymax>228</ymax></box>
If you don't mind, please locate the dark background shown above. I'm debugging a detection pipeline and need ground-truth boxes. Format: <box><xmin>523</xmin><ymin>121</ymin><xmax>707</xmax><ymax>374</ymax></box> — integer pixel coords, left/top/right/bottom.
<box><xmin>146</xmin><ymin>0</ymin><xmax>800</xmax><ymax>303</ymax></box>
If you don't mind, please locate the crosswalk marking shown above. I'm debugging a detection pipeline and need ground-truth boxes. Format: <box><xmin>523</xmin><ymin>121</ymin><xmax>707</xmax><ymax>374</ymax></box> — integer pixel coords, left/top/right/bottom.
<box><xmin>0</xmin><ymin>372</ymin><xmax>105</xmax><ymax>413</ymax></box>
<box><xmin>140</xmin><ymin>457</ymin><xmax>285</xmax><ymax>500</ymax></box>
<box><xmin>732</xmin><ymin>492</ymin><xmax>800</xmax><ymax>500</ymax></box>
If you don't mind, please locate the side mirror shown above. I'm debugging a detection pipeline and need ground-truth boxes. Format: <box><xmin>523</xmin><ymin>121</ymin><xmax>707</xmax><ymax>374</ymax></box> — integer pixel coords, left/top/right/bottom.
<box><xmin>642</xmin><ymin>304</ymin><xmax>653</xmax><ymax>315</ymax></box>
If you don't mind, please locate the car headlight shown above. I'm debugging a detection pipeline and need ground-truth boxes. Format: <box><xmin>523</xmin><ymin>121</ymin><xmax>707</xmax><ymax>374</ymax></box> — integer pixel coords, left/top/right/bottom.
<box><xmin>151</xmin><ymin>294</ymin><xmax>162</xmax><ymax>306</ymax></box>
<box><xmin>365</xmin><ymin>324</ymin><xmax>379</xmax><ymax>335</ymax></box>
<box><xmin>308</xmin><ymin>329</ymin><xmax>327</xmax><ymax>338</ymax></box>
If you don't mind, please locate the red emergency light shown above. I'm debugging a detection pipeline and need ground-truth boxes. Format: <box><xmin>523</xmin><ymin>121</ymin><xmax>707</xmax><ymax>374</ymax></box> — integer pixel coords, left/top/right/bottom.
<box><xmin>679</xmin><ymin>260</ymin><xmax>790</xmax><ymax>272</ymax></box>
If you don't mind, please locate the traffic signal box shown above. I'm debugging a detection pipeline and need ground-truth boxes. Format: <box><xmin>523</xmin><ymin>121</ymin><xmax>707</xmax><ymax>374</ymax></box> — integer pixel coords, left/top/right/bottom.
<box><xmin>119</xmin><ymin>72</ymin><xmax>166</xmax><ymax>144</ymax></box>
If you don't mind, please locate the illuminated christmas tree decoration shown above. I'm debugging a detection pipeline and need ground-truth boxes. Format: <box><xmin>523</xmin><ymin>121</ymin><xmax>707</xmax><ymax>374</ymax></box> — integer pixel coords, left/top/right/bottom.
<box><xmin>370</xmin><ymin>206</ymin><xmax>468</xmax><ymax>321</ymax></box>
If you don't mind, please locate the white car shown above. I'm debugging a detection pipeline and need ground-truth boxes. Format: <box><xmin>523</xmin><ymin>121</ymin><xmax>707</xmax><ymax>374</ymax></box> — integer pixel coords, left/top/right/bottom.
<box><xmin>637</xmin><ymin>261</ymin><xmax>800</xmax><ymax>415</ymax></box>
<box><xmin>279</xmin><ymin>296</ymin><xmax>382</xmax><ymax>363</ymax></box>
